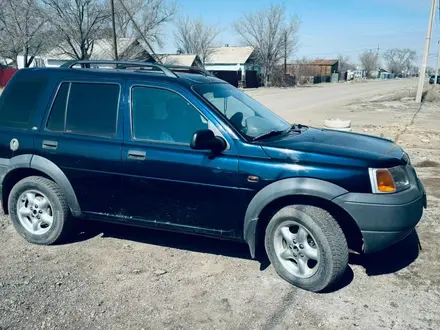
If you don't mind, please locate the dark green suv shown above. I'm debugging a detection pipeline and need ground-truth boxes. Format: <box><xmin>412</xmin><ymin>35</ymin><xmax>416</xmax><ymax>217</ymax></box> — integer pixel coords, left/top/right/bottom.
<box><xmin>0</xmin><ymin>61</ymin><xmax>426</xmax><ymax>292</ymax></box>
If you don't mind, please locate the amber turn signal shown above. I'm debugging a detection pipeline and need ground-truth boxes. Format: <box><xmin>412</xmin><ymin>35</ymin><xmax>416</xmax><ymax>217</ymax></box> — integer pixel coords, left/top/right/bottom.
<box><xmin>375</xmin><ymin>169</ymin><xmax>396</xmax><ymax>193</ymax></box>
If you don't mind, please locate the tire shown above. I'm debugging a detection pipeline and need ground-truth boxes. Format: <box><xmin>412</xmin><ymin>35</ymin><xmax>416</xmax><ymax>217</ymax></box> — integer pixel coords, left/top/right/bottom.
<box><xmin>265</xmin><ymin>205</ymin><xmax>348</xmax><ymax>292</ymax></box>
<box><xmin>8</xmin><ymin>176</ymin><xmax>71</xmax><ymax>245</ymax></box>
<box><xmin>324</xmin><ymin>119</ymin><xmax>351</xmax><ymax>129</ymax></box>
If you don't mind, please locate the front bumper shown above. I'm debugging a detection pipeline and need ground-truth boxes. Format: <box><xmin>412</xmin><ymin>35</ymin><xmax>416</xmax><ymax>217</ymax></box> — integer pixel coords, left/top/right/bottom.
<box><xmin>333</xmin><ymin>173</ymin><xmax>426</xmax><ymax>254</ymax></box>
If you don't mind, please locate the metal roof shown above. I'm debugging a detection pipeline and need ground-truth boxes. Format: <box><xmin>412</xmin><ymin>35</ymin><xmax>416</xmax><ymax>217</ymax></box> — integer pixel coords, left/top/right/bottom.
<box><xmin>310</xmin><ymin>59</ymin><xmax>339</xmax><ymax>66</ymax></box>
<box><xmin>157</xmin><ymin>54</ymin><xmax>200</xmax><ymax>67</ymax></box>
<box><xmin>205</xmin><ymin>46</ymin><xmax>255</xmax><ymax>65</ymax></box>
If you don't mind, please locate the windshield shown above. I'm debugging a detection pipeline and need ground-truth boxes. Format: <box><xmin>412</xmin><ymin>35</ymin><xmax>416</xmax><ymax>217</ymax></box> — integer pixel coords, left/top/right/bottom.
<box><xmin>193</xmin><ymin>83</ymin><xmax>290</xmax><ymax>140</ymax></box>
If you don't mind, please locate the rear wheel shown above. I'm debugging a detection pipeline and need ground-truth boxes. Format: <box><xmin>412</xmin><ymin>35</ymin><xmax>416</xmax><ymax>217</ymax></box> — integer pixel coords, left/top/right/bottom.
<box><xmin>8</xmin><ymin>176</ymin><xmax>71</xmax><ymax>245</ymax></box>
<box><xmin>265</xmin><ymin>205</ymin><xmax>348</xmax><ymax>292</ymax></box>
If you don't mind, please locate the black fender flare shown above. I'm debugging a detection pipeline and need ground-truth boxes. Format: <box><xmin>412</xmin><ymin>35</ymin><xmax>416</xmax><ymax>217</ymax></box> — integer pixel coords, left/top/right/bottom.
<box><xmin>243</xmin><ymin>177</ymin><xmax>348</xmax><ymax>258</ymax></box>
<box><xmin>0</xmin><ymin>154</ymin><xmax>33</xmax><ymax>206</ymax></box>
<box><xmin>1</xmin><ymin>155</ymin><xmax>81</xmax><ymax>217</ymax></box>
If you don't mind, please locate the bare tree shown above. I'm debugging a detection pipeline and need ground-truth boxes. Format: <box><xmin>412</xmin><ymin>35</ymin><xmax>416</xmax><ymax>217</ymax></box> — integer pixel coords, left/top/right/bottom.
<box><xmin>113</xmin><ymin>0</ymin><xmax>177</xmax><ymax>48</ymax></box>
<box><xmin>173</xmin><ymin>16</ymin><xmax>220</xmax><ymax>64</ymax></box>
<box><xmin>359</xmin><ymin>50</ymin><xmax>378</xmax><ymax>78</ymax></box>
<box><xmin>0</xmin><ymin>0</ymin><xmax>48</xmax><ymax>67</ymax></box>
<box><xmin>337</xmin><ymin>55</ymin><xmax>356</xmax><ymax>71</ymax></box>
<box><xmin>234</xmin><ymin>4</ymin><xmax>300</xmax><ymax>86</ymax></box>
<box><xmin>42</xmin><ymin>0</ymin><xmax>110</xmax><ymax>60</ymax></box>
<box><xmin>383</xmin><ymin>48</ymin><xmax>416</xmax><ymax>74</ymax></box>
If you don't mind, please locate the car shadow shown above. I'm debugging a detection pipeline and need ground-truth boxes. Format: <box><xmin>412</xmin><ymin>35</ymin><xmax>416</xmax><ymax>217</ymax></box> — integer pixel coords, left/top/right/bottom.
<box><xmin>70</xmin><ymin>219</ymin><xmax>252</xmax><ymax>260</ymax></box>
<box><xmin>349</xmin><ymin>230</ymin><xmax>420</xmax><ymax>276</ymax></box>
<box><xmin>68</xmin><ymin>220</ymin><xmax>420</xmax><ymax>292</ymax></box>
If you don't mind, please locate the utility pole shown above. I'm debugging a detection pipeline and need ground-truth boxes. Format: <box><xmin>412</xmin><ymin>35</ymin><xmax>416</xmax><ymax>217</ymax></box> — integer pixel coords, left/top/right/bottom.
<box><xmin>416</xmin><ymin>0</ymin><xmax>438</xmax><ymax>103</ymax></box>
<box><xmin>284</xmin><ymin>31</ymin><xmax>287</xmax><ymax>75</ymax></box>
<box><xmin>110</xmin><ymin>0</ymin><xmax>118</xmax><ymax>60</ymax></box>
<box><xmin>376</xmin><ymin>44</ymin><xmax>380</xmax><ymax>78</ymax></box>
<box><xmin>435</xmin><ymin>40</ymin><xmax>440</xmax><ymax>84</ymax></box>
<box><xmin>116</xmin><ymin>0</ymin><xmax>162</xmax><ymax>64</ymax></box>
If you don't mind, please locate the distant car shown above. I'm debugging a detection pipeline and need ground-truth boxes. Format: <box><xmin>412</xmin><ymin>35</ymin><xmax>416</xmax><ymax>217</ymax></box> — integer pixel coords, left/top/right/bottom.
<box><xmin>0</xmin><ymin>60</ymin><xmax>427</xmax><ymax>292</ymax></box>
<box><xmin>429</xmin><ymin>75</ymin><xmax>440</xmax><ymax>84</ymax></box>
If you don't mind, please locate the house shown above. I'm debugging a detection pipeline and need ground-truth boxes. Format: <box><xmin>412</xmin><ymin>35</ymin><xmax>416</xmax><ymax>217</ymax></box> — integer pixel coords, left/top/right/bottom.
<box><xmin>308</xmin><ymin>59</ymin><xmax>339</xmax><ymax>76</ymax></box>
<box><xmin>41</xmin><ymin>38</ymin><xmax>154</xmax><ymax>67</ymax></box>
<box><xmin>204</xmin><ymin>46</ymin><xmax>261</xmax><ymax>88</ymax></box>
<box><xmin>377</xmin><ymin>68</ymin><xmax>391</xmax><ymax>79</ymax></box>
<box><xmin>286</xmin><ymin>59</ymin><xmax>340</xmax><ymax>83</ymax></box>
<box><xmin>155</xmin><ymin>54</ymin><xmax>203</xmax><ymax>68</ymax></box>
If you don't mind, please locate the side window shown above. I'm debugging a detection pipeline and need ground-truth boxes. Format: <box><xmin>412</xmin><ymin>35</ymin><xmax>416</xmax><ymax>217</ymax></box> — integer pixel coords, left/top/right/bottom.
<box><xmin>46</xmin><ymin>82</ymin><xmax>120</xmax><ymax>138</ymax></box>
<box><xmin>131</xmin><ymin>87</ymin><xmax>210</xmax><ymax>144</ymax></box>
<box><xmin>0</xmin><ymin>74</ymin><xmax>47</xmax><ymax>129</ymax></box>
<box><xmin>47</xmin><ymin>83</ymin><xmax>69</xmax><ymax>131</ymax></box>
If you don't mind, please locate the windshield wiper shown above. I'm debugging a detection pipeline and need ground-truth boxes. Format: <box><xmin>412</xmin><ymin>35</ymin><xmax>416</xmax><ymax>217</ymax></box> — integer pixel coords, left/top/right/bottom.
<box><xmin>290</xmin><ymin>123</ymin><xmax>308</xmax><ymax>130</ymax></box>
<box><xmin>252</xmin><ymin>129</ymin><xmax>285</xmax><ymax>141</ymax></box>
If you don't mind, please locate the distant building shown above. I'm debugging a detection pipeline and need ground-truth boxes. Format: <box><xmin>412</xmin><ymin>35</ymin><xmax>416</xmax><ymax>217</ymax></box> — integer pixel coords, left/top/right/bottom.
<box><xmin>308</xmin><ymin>59</ymin><xmax>339</xmax><ymax>76</ymax></box>
<box><xmin>286</xmin><ymin>59</ymin><xmax>340</xmax><ymax>83</ymax></box>
<box><xmin>155</xmin><ymin>54</ymin><xmax>203</xmax><ymax>68</ymax></box>
<box><xmin>377</xmin><ymin>68</ymin><xmax>391</xmax><ymax>79</ymax></box>
<box><xmin>39</xmin><ymin>38</ymin><xmax>154</xmax><ymax>67</ymax></box>
<box><xmin>204</xmin><ymin>46</ymin><xmax>261</xmax><ymax>88</ymax></box>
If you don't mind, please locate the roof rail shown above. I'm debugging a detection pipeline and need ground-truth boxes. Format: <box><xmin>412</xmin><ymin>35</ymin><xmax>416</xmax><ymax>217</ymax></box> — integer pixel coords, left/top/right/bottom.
<box><xmin>164</xmin><ymin>65</ymin><xmax>211</xmax><ymax>77</ymax></box>
<box><xmin>60</xmin><ymin>60</ymin><xmax>178</xmax><ymax>78</ymax></box>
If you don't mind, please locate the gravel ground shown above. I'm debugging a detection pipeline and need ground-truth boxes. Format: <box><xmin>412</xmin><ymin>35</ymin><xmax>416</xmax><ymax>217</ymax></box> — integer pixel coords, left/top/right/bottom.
<box><xmin>1</xmin><ymin>83</ymin><xmax>439</xmax><ymax>330</ymax></box>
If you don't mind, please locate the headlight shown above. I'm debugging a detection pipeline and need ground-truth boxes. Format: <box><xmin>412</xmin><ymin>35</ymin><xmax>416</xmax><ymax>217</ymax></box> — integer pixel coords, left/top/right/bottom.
<box><xmin>369</xmin><ymin>166</ymin><xmax>410</xmax><ymax>193</ymax></box>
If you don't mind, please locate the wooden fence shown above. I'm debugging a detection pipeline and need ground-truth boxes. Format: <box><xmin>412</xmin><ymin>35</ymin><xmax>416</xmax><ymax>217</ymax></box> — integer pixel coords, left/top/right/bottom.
<box><xmin>0</xmin><ymin>68</ymin><xmax>18</xmax><ymax>87</ymax></box>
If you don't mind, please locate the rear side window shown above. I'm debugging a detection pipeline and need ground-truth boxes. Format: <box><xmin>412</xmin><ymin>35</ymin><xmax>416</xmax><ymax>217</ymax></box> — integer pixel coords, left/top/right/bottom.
<box><xmin>46</xmin><ymin>82</ymin><xmax>120</xmax><ymax>137</ymax></box>
<box><xmin>0</xmin><ymin>74</ymin><xmax>47</xmax><ymax>129</ymax></box>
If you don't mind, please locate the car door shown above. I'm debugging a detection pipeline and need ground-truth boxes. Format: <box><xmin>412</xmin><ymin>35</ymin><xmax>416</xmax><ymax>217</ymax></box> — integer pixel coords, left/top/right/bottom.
<box><xmin>33</xmin><ymin>79</ymin><xmax>124</xmax><ymax>215</ymax></box>
<box><xmin>120</xmin><ymin>82</ymin><xmax>244</xmax><ymax>237</ymax></box>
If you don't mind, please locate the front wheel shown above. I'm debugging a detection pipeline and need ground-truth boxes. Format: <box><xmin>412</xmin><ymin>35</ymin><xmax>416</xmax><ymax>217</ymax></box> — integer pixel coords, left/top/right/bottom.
<box><xmin>265</xmin><ymin>205</ymin><xmax>348</xmax><ymax>292</ymax></box>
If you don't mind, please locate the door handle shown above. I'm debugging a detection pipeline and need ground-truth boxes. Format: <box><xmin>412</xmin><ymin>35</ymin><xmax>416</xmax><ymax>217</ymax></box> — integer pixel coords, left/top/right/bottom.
<box><xmin>42</xmin><ymin>140</ymin><xmax>58</xmax><ymax>150</ymax></box>
<box><xmin>127</xmin><ymin>150</ymin><xmax>146</xmax><ymax>160</ymax></box>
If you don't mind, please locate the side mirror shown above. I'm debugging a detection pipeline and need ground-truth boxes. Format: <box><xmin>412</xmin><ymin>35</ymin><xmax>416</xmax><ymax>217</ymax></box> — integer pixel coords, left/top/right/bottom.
<box><xmin>190</xmin><ymin>129</ymin><xmax>227</xmax><ymax>154</ymax></box>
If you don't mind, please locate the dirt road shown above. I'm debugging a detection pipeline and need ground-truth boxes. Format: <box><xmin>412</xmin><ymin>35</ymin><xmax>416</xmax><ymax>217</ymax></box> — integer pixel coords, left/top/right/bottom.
<box><xmin>1</xmin><ymin>81</ymin><xmax>439</xmax><ymax>330</ymax></box>
<box><xmin>248</xmin><ymin>79</ymin><xmax>417</xmax><ymax>125</ymax></box>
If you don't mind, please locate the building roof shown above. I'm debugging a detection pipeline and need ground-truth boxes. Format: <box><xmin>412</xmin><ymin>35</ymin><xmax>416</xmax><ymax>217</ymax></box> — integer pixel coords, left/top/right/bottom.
<box><xmin>310</xmin><ymin>59</ymin><xmax>339</xmax><ymax>66</ymax></box>
<box><xmin>43</xmin><ymin>38</ymin><xmax>152</xmax><ymax>61</ymax></box>
<box><xmin>205</xmin><ymin>46</ymin><xmax>255</xmax><ymax>65</ymax></box>
<box><xmin>157</xmin><ymin>54</ymin><xmax>200</xmax><ymax>66</ymax></box>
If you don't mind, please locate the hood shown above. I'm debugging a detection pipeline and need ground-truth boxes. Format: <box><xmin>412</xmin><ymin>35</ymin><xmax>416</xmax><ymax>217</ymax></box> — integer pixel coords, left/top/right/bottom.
<box><xmin>261</xmin><ymin>127</ymin><xmax>406</xmax><ymax>167</ymax></box>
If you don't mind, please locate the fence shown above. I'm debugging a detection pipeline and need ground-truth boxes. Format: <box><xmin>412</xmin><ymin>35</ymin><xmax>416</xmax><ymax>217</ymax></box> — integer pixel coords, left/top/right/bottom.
<box><xmin>0</xmin><ymin>68</ymin><xmax>18</xmax><ymax>87</ymax></box>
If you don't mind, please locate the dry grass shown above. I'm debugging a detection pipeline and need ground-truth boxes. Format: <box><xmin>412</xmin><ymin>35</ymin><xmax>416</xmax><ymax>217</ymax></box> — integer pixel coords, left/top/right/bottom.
<box><xmin>423</xmin><ymin>86</ymin><xmax>440</xmax><ymax>102</ymax></box>
<box><xmin>369</xmin><ymin>87</ymin><xmax>417</xmax><ymax>102</ymax></box>
<box><xmin>367</xmin><ymin>85</ymin><xmax>440</xmax><ymax>104</ymax></box>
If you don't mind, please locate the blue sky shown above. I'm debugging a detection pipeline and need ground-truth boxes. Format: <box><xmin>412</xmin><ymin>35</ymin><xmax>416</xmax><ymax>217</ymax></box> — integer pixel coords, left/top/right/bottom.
<box><xmin>161</xmin><ymin>0</ymin><xmax>438</xmax><ymax>67</ymax></box>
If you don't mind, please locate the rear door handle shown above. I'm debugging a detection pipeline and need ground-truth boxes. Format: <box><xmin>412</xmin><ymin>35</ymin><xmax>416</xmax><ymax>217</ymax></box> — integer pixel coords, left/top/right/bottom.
<box><xmin>127</xmin><ymin>150</ymin><xmax>146</xmax><ymax>160</ymax></box>
<box><xmin>42</xmin><ymin>140</ymin><xmax>58</xmax><ymax>150</ymax></box>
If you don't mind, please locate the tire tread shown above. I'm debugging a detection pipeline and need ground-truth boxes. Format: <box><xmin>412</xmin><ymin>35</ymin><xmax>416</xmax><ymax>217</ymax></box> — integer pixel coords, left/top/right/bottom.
<box><xmin>265</xmin><ymin>204</ymin><xmax>348</xmax><ymax>292</ymax></box>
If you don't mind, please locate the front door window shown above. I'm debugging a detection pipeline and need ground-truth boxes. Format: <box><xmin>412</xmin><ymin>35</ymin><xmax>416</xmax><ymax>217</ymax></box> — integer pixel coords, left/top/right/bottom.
<box><xmin>131</xmin><ymin>86</ymin><xmax>217</xmax><ymax>144</ymax></box>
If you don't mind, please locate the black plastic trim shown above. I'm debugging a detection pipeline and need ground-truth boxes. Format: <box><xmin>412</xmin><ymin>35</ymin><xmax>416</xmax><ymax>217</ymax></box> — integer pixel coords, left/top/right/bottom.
<box><xmin>333</xmin><ymin>180</ymin><xmax>425</xmax><ymax>253</ymax></box>
<box><xmin>30</xmin><ymin>155</ymin><xmax>82</xmax><ymax>217</ymax></box>
<box><xmin>243</xmin><ymin>177</ymin><xmax>348</xmax><ymax>258</ymax></box>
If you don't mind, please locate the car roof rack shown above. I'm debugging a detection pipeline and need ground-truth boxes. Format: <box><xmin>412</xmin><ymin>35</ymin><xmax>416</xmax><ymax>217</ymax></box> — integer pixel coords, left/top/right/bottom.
<box><xmin>59</xmin><ymin>60</ymin><xmax>212</xmax><ymax>78</ymax></box>
<box><xmin>164</xmin><ymin>65</ymin><xmax>211</xmax><ymax>77</ymax></box>
<box><xmin>60</xmin><ymin>60</ymin><xmax>179</xmax><ymax>78</ymax></box>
